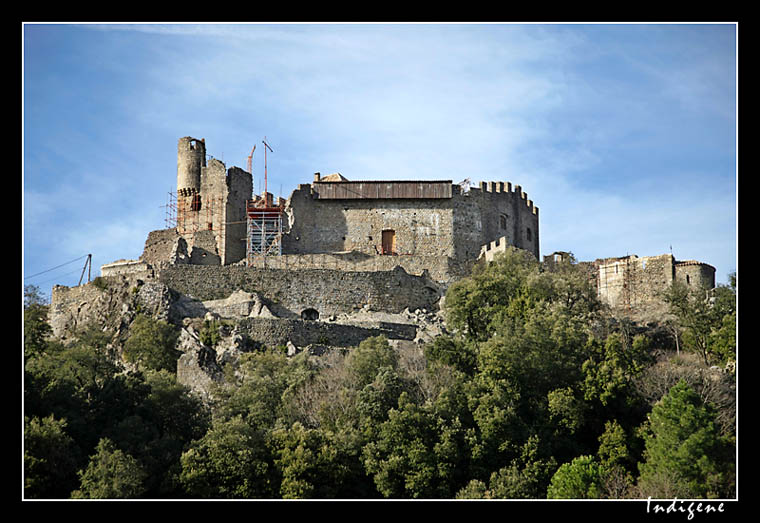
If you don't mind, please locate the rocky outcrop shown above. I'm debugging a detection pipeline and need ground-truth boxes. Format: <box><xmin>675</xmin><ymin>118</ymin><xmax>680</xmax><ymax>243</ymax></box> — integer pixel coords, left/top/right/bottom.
<box><xmin>49</xmin><ymin>276</ymin><xmax>174</xmax><ymax>343</ymax></box>
<box><xmin>48</xmin><ymin>270</ymin><xmax>446</xmax><ymax>402</ymax></box>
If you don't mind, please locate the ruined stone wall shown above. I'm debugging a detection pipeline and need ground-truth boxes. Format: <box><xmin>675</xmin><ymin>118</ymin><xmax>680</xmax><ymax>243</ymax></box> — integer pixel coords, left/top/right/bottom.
<box><xmin>224</xmin><ymin>167</ymin><xmax>252</xmax><ymax>265</ymax></box>
<box><xmin>596</xmin><ymin>254</ymin><xmax>676</xmax><ymax>318</ymax></box>
<box><xmin>175</xmin><ymin>137</ymin><xmax>252</xmax><ymax>266</ymax></box>
<box><xmin>140</xmin><ymin>228</ymin><xmax>187</xmax><ymax>268</ymax></box>
<box><xmin>188</xmin><ymin>229</ymin><xmax>221</xmax><ymax>265</ymax></box>
<box><xmin>100</xmin><ymin>260</ymin><xmax>152</xmax><ymax>278</ymax></box>
<box><xmin>157</xmin><ymin>264</ymin><xmax>441</xmax><ymax>319</ymax></box>
<box><xmin>236</xmin><ymin>317</ymin><xmax>416</xmax><ymax>348</ymax></box>
<box><xmin>246</xmin><ymin>251</ymin><xmax>472</xmax><ymax>284</ymax></box>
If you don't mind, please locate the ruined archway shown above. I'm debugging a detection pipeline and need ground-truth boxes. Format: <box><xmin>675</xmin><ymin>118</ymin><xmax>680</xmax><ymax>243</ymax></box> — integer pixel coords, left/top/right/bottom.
<box><xmin>301</xmin><ymin>308</ymin><xmax>319</xmax><ymax>321</ymax></box>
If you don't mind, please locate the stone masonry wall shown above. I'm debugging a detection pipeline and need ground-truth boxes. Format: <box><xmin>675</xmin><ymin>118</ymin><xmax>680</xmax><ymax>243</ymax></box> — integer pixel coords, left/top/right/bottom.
<box><xmin>140</xmin><ymin>228</ymin><xmax>187</xmax><ymax>268</ymax></box>
<box><xmin>452</xmin><ymin>183</ymin><xmax>540</xmax><ymax>261</ymax></box>
<box><xmin>158</xmin><ymin>264</ymin><xmax>441</xmax><ymax>319</ymax></box>
<box><xmin>280</xmin><ymin>180</ymin><xmax>540</xmax><ymax>263</ymax></box>
<box><xmin>224</xmin><ymin>166</ymin><xmax>252</xmax><ymax>265</ymax></box>
<box><xmin>282</xmin><ymin>184</ymin><xmax>456</xmax><ymax>257</ymax></box>
<box><xmin>597</xmin><ymin>254</ymin><xmax>675</xmax><ymax>315</ymax></box>
<box><xmin>236</xmin><ymin>317</ymin><xmax>417</xmax><ymax>349</ymax></box>
<box><xmin>245</xmin><ymin>251</ymin><xmax>473</xmax><ymax>284</ymax></box>
<box><xmin>674</xmin><ymin>261</ymin><xmax>716</xmax><ymax>290</ymax></box>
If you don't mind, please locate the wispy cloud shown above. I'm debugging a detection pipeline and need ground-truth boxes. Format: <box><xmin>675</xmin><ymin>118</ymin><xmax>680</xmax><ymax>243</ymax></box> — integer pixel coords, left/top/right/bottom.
<box><xmin>23</xmin><ymin>23</ymin><xmax>737</xmax><ymax>289</ymax></box>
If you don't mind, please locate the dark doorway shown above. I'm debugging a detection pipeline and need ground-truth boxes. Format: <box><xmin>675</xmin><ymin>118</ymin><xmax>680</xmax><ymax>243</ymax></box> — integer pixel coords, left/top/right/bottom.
<box><xmin>301</xmin><ymin>308</ymin><xmax>319</xmax><ymax>321</ymax></box>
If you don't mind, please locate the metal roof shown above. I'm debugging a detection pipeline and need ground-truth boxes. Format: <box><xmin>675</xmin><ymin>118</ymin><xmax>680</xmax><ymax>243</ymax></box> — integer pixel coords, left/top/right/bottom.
<box><xmin>313</xmin><ymin>180</ymin><xmax>453</xmax><ymax>199</ymax></box>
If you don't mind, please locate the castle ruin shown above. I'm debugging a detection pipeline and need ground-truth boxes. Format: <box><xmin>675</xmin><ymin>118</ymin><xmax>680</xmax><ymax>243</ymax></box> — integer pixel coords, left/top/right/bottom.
<box><xmin>55</xmin><ymin>136</ymin><xmax>720</xmax><ymax>338</ymax></box>
<box><xmin>47</xmin><ymin>135</ymin><xmax>718</xmax><ymax>397</ymax></box>
<box><xmin>103</xmin><ymin>136</ymin><xmax>540</xmax><ymax>286</ymax></box>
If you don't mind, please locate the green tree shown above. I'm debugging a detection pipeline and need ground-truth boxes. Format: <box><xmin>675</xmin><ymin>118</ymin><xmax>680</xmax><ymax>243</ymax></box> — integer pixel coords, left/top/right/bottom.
<box><xmin>25</xmin><ymin>333</ymin><xmax>150</xmax><ymax>454</ymax></box>
<box><xmin>457</xmin><ymin>436</ymin><xmax>556</xmax><ymax>499</ymax></box>
<box><xmin>109</xmin><ymin>370</ymin><xmax>211</xmax><ymax>497</ymax></box>
<box><xmin>362</xmin><ymin>392</ymin><xmax>468</xmax><ymax>498</ymax></box>
<box><xmin>637</xmin><ymin>380</ymin><xmax>734</xmax><ymax>499</ymax></box>
<box><xmin>663</xmin><ymin>278</ymin><xmax>736</xmax><ymax>366</ymax></box>
<box><xmin>596</xmin><ymin>420</ymin><xmax>635</xmax><ymax>498</ymax></box>
<box><xmin>180</xmin><ymin>416</ymin><xmax>276</xmax><ymax>498</ymax></box>
<box><xmin>71</xmin><ymin>438</ymin><xmax>147</xmax><ymax>499</ymax></box>
<box><xmin>424</xmin><ymin>335</ymin><xmax>477</xmax><ymax>376</ymax></box>
<box><xmin>547</xmin><ymin>455</ymin><xmax>602</xmax><ymax>499</ymax></box>
<box><xmin>24</xmin><ymin>285</ymin><xmax>55</xmax><ymax>360</ymax></box>
<box><xmin>708</xmin><ymin>309</ymin><xmax>736</xmax><ymax>366</ymax></box>
<box><xmin>123</xmin><ymin>314</ymin><xmax>181</xmax><ymax>372</ymax></box>
<box><xmin>357</xmin><ymin>366</ymin><xmax>404</xmax><ymax>437</ymax></box>
<box><xmin>269</xmin><ymin>422</ymin><xmax>346</xmax><ymax>499</ymax></box>
<box><xmin>214</xmin><ymin>349</ymin><xmax>314</xmax><ymax>431</ymax></box>
<box><xmin>24</xmin><ymin>415</ymin><xmax>80</xmax><ymax>498</ymax></box>
<box><xmin>345</xmin><ymin>335</ymin><xmax>399</xmax><ymax>389</ymax></box>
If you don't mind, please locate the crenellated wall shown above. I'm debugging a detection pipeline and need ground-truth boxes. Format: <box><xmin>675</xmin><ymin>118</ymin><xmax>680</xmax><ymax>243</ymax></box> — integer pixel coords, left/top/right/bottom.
<box><xmin>280</xmin><ymin>178</ymin><xmax>539</xmax><ymax>263</ymax></box>
<box><xmin>454</xmin><ymin>182</ymin><xmax>539</xmax><ymax>260</ymax></box>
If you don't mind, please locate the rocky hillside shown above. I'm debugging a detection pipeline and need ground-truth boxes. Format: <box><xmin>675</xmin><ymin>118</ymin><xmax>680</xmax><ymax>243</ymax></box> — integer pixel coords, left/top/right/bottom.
<box><xmin>49</xmin><ymin>273</ymin><xmax>448</xmax><ymax>400</ymax></box>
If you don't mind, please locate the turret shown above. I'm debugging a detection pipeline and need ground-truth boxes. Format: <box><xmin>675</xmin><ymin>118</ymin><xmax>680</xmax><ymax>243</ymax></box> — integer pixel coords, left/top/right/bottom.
<box><xmin>177</xmin><ymin>137</ymin><xmax>206</xmax><ymax>197</ymax></box>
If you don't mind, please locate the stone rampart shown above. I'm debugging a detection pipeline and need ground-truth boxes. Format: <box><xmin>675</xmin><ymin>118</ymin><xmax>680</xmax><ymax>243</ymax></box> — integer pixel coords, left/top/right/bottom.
<box><xmin>236</xmin><ymin>317</ymin><xmax>416</xmax><ymax>348</ymax></box>
<box><xmin>157</xmin><ymin>264</ymin><xmax>442</xmax><ymax>319</ymax></box>
<box><xmin>246</xmin><ymin>251</ymin><xmax>472</xmax><ymax>284</ymax></box>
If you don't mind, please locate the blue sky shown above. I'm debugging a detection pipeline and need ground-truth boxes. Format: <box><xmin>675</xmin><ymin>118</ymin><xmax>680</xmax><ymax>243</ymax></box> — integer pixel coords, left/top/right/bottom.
<box><xmin>23</xmin><ymin>23</ymin><xmax>737</xmax><ymax>298</ymax></box>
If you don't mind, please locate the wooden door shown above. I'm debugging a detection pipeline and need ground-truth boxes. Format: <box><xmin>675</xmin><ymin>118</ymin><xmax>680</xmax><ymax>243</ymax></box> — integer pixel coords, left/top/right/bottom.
<box><xmin>382</xmin><ymin>229</ymin><xmax>396</xmax><ymax>255</ymax></box>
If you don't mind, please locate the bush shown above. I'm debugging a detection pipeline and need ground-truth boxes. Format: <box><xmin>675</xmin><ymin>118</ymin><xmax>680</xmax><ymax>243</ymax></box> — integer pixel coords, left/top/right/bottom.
<box><xmin>123</xmin><ymin>315</ymin><xmax>180</xmax><ymax>372</ymax></box>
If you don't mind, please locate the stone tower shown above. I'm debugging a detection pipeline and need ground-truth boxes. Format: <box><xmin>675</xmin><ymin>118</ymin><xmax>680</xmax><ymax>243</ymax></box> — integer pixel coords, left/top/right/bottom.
<box><xmin>174</xmin><ymin>136</ymin><xmax>252</xmax><ymax>266</ymax></box>
<box><xmin>177</xmin><ymin>137</ymin><xmax>206</xmax><ymax>198</ymax></box>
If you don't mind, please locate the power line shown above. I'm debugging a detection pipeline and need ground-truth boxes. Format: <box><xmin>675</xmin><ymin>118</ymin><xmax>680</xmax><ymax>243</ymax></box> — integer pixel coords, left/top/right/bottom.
<box><xmin>27</xmin><ymin>267</ymin><xmax>87</xmax><ymax>286</ymax></box>
<box><xmin>24</xmin><ymin>254</ymin><xmax>90</xmax><ymax>280</ymax></box>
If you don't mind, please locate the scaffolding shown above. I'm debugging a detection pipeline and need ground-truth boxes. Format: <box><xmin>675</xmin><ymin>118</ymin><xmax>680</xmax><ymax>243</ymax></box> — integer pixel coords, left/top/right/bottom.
<box><xmin>246</xmin><ymin>194</ymin><xmax>284</xmax><ymax>264</ymax></box>
<box><xmin>163</xmin><ymin>191</ymin><xmax>178</xmax><ymax>229</ymax></box>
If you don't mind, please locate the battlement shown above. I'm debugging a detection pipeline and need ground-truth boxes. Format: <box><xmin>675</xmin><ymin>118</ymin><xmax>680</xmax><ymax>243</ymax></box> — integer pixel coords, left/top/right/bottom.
<box><xmin>478</xmin><ymin>235</ymin><xmax>511</xmax><ymax>263</ymax></box>
<box><xmin>474</xmin><ymin>181</ymin><xmax>538</xmax><ymax>215</ymax></box>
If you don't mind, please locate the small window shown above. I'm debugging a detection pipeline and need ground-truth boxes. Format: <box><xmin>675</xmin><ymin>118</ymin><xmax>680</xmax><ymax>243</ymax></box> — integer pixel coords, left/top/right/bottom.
<box><xmin>191</xmin><ymin>194</ymin><xmax>202</xmax><ymax>211</ymax></box>
<box><xmin>499</xmin><ymin>214</ymin><xmax>507</xmax><ymax>230</ymax></box>
<box><xmin>526</xmin><ymin>227</ymin><xmax>532</xmax><ymax>241</ymax></box>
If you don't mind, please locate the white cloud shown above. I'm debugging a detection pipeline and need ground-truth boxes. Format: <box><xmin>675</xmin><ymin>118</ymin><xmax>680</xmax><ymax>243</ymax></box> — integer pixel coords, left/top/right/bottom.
<box><xmin>24</xmin><ymin>23</ymin><xmax>736</xmax><ymax>287</ymax></box>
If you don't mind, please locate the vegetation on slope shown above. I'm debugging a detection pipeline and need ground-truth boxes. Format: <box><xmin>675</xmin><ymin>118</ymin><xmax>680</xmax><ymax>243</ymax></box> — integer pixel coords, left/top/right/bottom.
<box><xmin>22</xmin><ymin>251</ymin><xmax>736</xmax><ymax>499</ymax></box>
